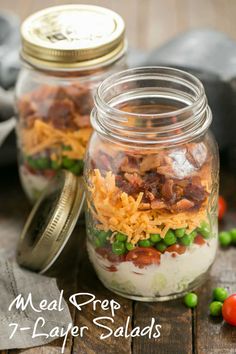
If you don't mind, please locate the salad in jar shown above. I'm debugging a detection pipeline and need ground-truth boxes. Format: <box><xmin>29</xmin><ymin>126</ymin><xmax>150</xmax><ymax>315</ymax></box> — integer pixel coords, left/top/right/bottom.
<box><xmin>16</xmin><ymin>4</ymin><xmax>127</xmax><ymax>202</ymax></box>
<box><xmin>84</xmin><ymin>66</ymin><xmax>219</xmax><ymax>301</ymax></box>
<box><xmin>17</xmin><ymin>82</ymin><xmax>93</xmax><ymax>201</ymax></box>
<box><xmin>86</xmin><ymin>138</ymin><xmax>217</xmax><ymax>300</ymax></box>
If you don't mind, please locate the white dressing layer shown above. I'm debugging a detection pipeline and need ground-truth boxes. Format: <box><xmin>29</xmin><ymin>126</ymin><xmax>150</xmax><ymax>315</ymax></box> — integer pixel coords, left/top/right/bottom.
<box><xmin>87</xmin><ymin>237</ymin><xmax>217</xmax><ymax>298</ymax></box>
<box><xmin>19</xmin><ymin>166</ymin><xmax>49</xmax><ymax>202</ymax></box>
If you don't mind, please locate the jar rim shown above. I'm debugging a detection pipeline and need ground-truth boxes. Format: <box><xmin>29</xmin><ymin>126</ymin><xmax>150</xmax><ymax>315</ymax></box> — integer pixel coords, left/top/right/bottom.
<box><xmin>95</xmin><ymin>66</ymin><xmax>206</xmax><ymax>119</ymax></box>
<box><xmin>92</xmin><ymin>66</ymin><xmax>212</xmax><ymax>146</ymax></box>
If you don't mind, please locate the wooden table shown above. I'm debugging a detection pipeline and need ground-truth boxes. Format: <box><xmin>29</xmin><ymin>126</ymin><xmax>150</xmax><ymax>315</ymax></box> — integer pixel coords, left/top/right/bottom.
<box><xmin>0</xmin><ymin>164</ymin><xmax>236</xmax><ymax>354</ymax></box>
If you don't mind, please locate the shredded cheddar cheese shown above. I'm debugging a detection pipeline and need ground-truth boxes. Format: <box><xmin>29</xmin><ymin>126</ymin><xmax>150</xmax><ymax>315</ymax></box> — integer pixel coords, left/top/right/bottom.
<box><xmin>88</xmin><ymin>169</ymin><xmax>208</xmax><ymax>244</ymax></box>
<box><xmin>22</xmin><ymin>119</ymin><xmax>92</xmax><ymax>159</ymax></box>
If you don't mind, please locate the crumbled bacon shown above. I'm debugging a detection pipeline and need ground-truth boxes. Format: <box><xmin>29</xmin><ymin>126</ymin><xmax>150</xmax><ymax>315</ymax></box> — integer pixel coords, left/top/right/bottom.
<box><xmin>140</xmin><ymin>154</ymin><xmax>162</xmax><ymax>173</ymax></box>
<box><xmin>156</xmin><ymin>164</ymin><xmax>174</xmax><ymax>178</ymax></box>
<box><xmin>120</xmin><ymin>155</ymin><xmax>140</xmax><ymax>173</ymax></box>
<box><xmin>94</xmin><ymin>152</ymin><xmax>113</xmax><ymax>171</ymax></box>
<box><xmin>139</xmin><ymin>202</ymin><xmax>151</xmax><ymax>210</ymax></box>
<box><xmin>66</xmin><ymin>83</ymin><xmax>94</xmax><ymax>115</ymax></box>
<box><xmin>124</xmin><ymin>173</ymin><xmax>143</xmax><ymax>186</ymax></box>
<box><xmin>73</xmin><ymin>114</ymin><xmax>90</xmax><ymax>128</ymax></box>
<box><xmin>161</xmin><ymin>179</ymin><xmax>174</xmax><ymax>201</ymax></box>
<box><xmin>18</xmin><ymin>99</ymin><xmax>36</xmax><ymax>118</ymax></box>
<box><xmin>116</xmin><ymin>175</ymin><xmax>141</xmax><ymax>195</ymax></box>
<box><xmin>48</xmin><ymin>99</ymin><xmax>77</xmax><ymax>129</ymax></box>
<box><xmin>151</xmin><ymin>200</ymin><xmax>167</xmax><ymax>209</ymax></box>
<box><xmin>184</xmin><ymin>182</ymin><xmax>207</xmax><ymax>203</ymax></box>
<box><xmin>173</xmin><ymin>198</ymin><xmax>195</xmax><ymax>211</ymax></box>
<box><xmin>145</xmin><ymin>191</ymin><xmax>155</xmax><ymax>201</ymax></box>
<box><xmin>18</xmin><ymin>83</ymin><xmax>93</xmax><ymax>131</ymax></box>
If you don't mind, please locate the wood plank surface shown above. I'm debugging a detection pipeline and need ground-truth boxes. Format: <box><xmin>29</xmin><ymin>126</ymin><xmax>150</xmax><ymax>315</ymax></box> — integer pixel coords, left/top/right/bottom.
<box><xmin>1</xmin><ymin>1</ymin><xmax>236</xmax><ymax>351</ymax></box>
<box><xmin>133</xmin><ymin>300</ymin><xmax>192</xmax><ymax>354</ymax></box>
<box><xmin>193</xmin><ymin>172</ymin><xmax>236</xmax><ymax>354</ymax></box>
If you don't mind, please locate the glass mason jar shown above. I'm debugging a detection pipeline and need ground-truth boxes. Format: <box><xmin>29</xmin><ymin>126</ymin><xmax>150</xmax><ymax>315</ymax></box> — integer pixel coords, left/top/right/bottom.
<box><xmin>84</xmin><ymin>67</ymin><xmax>219</xmax><ymax>301</ymax></box>
<box><xmin>15</xmin><ymin>5</ymin><xmax>127</xmax><ymax>202</ymax></box>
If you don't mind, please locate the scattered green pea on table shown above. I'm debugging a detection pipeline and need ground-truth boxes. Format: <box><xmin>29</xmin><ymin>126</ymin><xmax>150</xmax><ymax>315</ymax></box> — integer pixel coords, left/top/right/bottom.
<box><xmin>183</xmin><ymin>293</ymin><xmax>198</xmax><ymax>308</ymax></box>
<box><xmin>209</xmin><ymin>301</ymin><xmax>223</xmax><ymax>317</ymax></box>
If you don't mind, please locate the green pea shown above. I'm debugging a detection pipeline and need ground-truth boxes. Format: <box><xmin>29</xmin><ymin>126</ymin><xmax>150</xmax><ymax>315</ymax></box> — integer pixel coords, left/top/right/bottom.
<box><xmin>213</xmin><ymin>287</ymin><xmax>228</xmax><ymax>302</ymax></box>
<box><xmin>156</xmin><ymin>241</ymin><xmax>167</xmax><ymax>253</ymax></box>
<box><xmin>198</xmin><ymin>221</ymin><xmax>211</xmax><ymax>238</ymax></box>
<box><xmin>150</xmin><ymin>233</ymin><xmax>161</xmax><ymax>243</ymax></box>
<box><xmin>62</xmin><ymin>156</ymin><xmax>75</xmax><ymax>169</ymax></box>
<box><xmin>230</xmin><ymin>228</ymin><xmax>236</xmax><ymax>245</ymax></box>
<box><xmin>95</xmin><ymin>238</ymin><xmax>102</xmax><ymax>248</ymax></box>
<box><xmin>112</xmin><ymin>241</ymin><xmax>126</xmax><ymax>255</ymax></box>
<box><xmin>36</xmin><ymin>157</ymin><xmax>50</xmax><ymax>169</ymax></box>
<box><xmin>164</xmin><ymin>230</ymin><xmax>177</xmax><ymax>246</ymax></box>
<box><xmin>97</xmin><ymin>230</ymin><xmax>110</xmax><ymax>246</ymax></box>
<box><xmin>209</xmin><ymin>301</ymin><xmax>223</xmax><ymax>317</ymax></box>
<box><xmin>27</xmin><ymin>156</ymin><xmax>38</xmax><ymax>169</ymax></box>
<box><xmin>138</xmin><ymin>239</ymin><xmax>152</xmax><ymax>247</ymax></box>
<box><xmin>116</xmin><ymin>233</ymin><xmax>127</xmax><ymax>242</ymax></box>
<box><xmin>219</xmin><ymin>231</ymin><xmax>231</xmax><ymax>247</ymax></box>
<box><xmin>175</xmin><ymin>228</ymin><xmax>186</xmax><ymax>238</ymax></box>
<box><xmin>180</xmin><ymin>233</ymin><xmax>194</xmax><ymax>246</ymax></box>
<box><xmin>51</xmin><ymin>159</ymin><xmax>61</xmax><ymax>170</ymax></box>
<box><xmin>126</xmin><ymin>242</ymin><xmax>135</xmax><ymax>251</ymax></box>
<box><xmin>183</xmin><ymin>293</ymin><xmax>198</xmax><ymax>308</ymax></box>
<box><xmin>69</xmin><ymin>161</ymin><xmax>84</xmax><ymax>175</ymax></box>
<box><xmin>189</xmin><ymin>230</ymin><xmax>197</xmax><ymax>241</ymax></box>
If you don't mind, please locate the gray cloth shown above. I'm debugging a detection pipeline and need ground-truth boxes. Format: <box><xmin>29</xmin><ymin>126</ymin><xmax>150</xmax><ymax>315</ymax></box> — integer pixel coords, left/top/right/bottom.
<box><xmin>0</xmin><ymin>12</ymin><xmax>20</xmax><ymax>89</ymax></box>
<box><xmin>0</xmin><ymin>259</ymin><xmax>72</xmax><ymax>350</ymax></box>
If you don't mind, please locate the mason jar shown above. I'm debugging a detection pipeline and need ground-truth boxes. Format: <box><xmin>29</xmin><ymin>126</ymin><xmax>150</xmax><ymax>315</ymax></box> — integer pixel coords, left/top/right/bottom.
<box><xmin>84</xmin><ymin>66</ymin><xmax>219</xmax><ymax>301</ymax></box>
<box><xmin>15</xmin><ymin>4</ymin><xmax>127</xmax><ymax>202</ymax></box>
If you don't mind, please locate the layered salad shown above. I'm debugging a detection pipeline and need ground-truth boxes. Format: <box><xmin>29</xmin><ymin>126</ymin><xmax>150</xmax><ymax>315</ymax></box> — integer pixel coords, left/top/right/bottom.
<box><xmin>17</xmin><ymin>83</ymin><xmax>93</xmax><ymax>201</ymax></box>
<box><xmin>86</xmin><ymin>139</ymin><xmax>217</xmax><ymax>300</ymax></box>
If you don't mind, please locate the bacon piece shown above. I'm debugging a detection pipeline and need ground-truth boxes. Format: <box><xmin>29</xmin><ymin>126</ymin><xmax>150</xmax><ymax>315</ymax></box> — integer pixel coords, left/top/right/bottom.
<box><xmin>66</xmin><ymin>84</ymin><xmax>93</xmax><ymax>115</ymax></box>
<box><xmin>184</xmin><ymin>183</ymin><xmax>207</xmax><ymax>203</ymax></box>
<box><xmin>140</xmin><ymin>154</ymin><xmax>162</xmax><ymax>173</ymax></box>
<box><xmin>73</xmin><ymin>114</ymin><xmax>91</xmax><ymax>128</ymax></box>
<box><xmin>48</xmin><ymin>99</ymin><xmax>77</xmax><ymax>129</ymax></box>
<box><xmin>151</xmin><ymin>200</ymin><xmax>167</xmax><ymax>209</ymax></box>
<box><xmin>124</xmin><ymin>173</ymin><xmax>143</xmax><ymax>186</ymax></box>
<box><xmin>143</xmin><ymin>171</ymin><xmax>161</xmax><ymax>184</ymax></box>
<box><xmin>145</xmin><ymin>191</ymin><xmax>155</xmax><ymax>201</ymax></box>
<box><xmin>18</xmin><ymin>98</ymin><xmax>37</xmax><ymax>118</ymax></box>
<box><xmin>173</xmin><ymin>198</ymin><xmax>194</xmax><ymax>211</ymax></box>
<box><xmin>139</xmin><ymin>203</ymin><xmax>151</xmax><ymax>210</ymax></box>
<box><xmin>95</xmin><ymin>152</ymin><xmax>113</xmax><ymax>171</ymax></box>
<box><xmin>161</xmin><ymin>179</ymin><xmax>174</xmax><ymax>200</ymax></box>
<box><xmin>173</xmin><ymin>185</ymin><xmax>184</xmax><ymax>200</ymax></box>
<box><xmin>120</xmin><ymin>156</ymin><xmax>140</xmax><ymax>173</ymax></box>
<box><xmin>115</xmin><ymin>175</ymin><xmax>141</xmax><ymax>195</ymax></box>
<box><xmin>156</xmin><ymin>164</ymin><xmax>175</xmax><ymax>178</ymax></box>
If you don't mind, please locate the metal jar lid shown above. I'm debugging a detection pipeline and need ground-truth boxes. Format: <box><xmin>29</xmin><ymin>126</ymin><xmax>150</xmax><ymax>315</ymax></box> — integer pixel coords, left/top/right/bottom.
<box><xmin>21</xmin><ymin>4</ymin><xmax>126</xmax><ymax>70</ymax></box>
<box><xmin>17</xmin><ymin>170</ymin><xmax>84</xmax><ymax>273</ymax></box>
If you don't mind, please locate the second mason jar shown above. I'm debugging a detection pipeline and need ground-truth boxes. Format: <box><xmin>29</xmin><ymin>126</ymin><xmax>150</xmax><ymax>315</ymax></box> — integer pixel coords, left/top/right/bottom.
<box><xmin>16</xmin><ymin>4</ymin><xmax>127</xmax><ymax>202</ymax></box>
<box><xmin>84</xmin><ymin>67</ymin><xmax>219</xmax><ymax>301</ymax></box>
